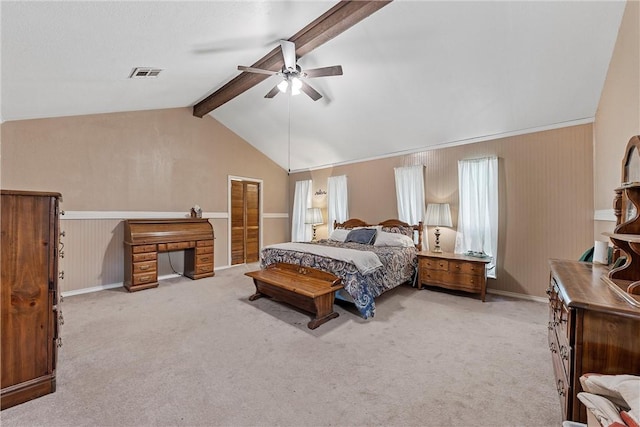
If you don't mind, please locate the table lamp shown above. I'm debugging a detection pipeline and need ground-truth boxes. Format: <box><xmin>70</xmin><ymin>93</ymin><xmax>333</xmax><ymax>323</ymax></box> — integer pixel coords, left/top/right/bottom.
<box><xmin>425</xmin><ymin>203</ymin><xmax>452</xmax><ymax>253</ymax></box>
<box><xmin>305</xmin><ymin>208</ymin><xmax>323</xmax><ymax>242</ymax></box>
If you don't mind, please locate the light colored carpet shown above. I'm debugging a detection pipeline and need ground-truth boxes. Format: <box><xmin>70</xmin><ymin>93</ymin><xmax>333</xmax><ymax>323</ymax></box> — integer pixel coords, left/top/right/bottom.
<box><xmin>1</xmin><ymin>263</ymin><xmax>561</xmax><ymax>427</ymax></box>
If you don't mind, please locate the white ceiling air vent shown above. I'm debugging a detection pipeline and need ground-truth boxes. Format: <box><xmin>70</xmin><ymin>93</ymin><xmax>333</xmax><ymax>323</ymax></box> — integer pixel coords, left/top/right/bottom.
<box><xmin>129</xmin><ymin>67</ymin><xmax>163</xmax><ymax>79</ymax></box>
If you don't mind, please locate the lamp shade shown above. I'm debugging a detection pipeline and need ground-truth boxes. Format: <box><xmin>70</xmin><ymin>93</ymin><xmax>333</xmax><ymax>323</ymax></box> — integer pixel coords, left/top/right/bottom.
<box><xmin>305</xmin><ymin>207</ymin><xmax>323</xmax><ymax>225</ymax></box>
<box><xmin>425</xmin><ymin>203</ymin><xmax>452</xmax><ymax>227</ymax></box>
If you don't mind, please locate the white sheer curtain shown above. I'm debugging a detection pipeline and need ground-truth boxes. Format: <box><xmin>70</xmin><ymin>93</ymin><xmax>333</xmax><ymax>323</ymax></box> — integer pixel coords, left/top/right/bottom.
<box><xmin>454</xmin><ymin>156</ymin><xmax>498</xmax><ymax>278</ymax></box>
<box><xmin>394</xmin><ymin>165</ymin><xmax>427</xmax><ymax>249</ymax></box>
<box><xmin>327</xmin><ymin>175</ymin><xmax>349</xmax><ymax>235</ymax></box>
<box><xmin>292</xmin><ymin>180</ymin><xmax>312</xmax><ymax>242</ymax></box>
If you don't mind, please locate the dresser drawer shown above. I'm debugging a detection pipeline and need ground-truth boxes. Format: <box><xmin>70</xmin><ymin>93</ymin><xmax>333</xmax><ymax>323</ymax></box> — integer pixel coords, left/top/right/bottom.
<box><xmin>132</xmin><ymin>252</ymin><xmax>157</xmax><ymax>262</ymax></box>
<box><xmin>446</xmin><ymin>272</ymin><xmax>482</xmax><ymax>291</ymax></box>
<box><xmin>420</xmin><ymin>268</ymin><xmax>448</xmax><ymax>284</ymax></box>
<box><xmin>421</xmin><ymin>258</ymin><xmax>448</xmax><ymax>271</ymax></box>
<box><xmin>449</xmin><ymin>261</ymin><xmax>484</xmax><ymax>275</ymax></box>
<box><xmin>133</xmin><ymin>260</ymin><xmax>156</xmax><ymax>274</ymax></box>
<box><xmin>550</xmin><ymin>326</ymin><xmax>571</xmax><ymax>417</ymax></box>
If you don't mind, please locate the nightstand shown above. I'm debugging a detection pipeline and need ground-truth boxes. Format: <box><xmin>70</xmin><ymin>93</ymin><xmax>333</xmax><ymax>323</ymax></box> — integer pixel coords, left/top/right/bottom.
<box><xmin>417</xmin><ymin>252</ymin><xmax>490</xmax><ymax>301</ymax></box>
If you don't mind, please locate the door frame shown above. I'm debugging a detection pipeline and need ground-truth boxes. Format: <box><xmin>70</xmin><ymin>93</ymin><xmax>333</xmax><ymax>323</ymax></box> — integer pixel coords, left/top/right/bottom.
<box><xmin>228</xmin><ymin>175</ymin><xmax>263</xmax><ymax>266</ymax></box>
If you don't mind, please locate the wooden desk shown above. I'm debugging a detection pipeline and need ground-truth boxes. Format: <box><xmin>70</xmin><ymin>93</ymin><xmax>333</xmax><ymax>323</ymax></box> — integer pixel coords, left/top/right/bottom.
<box><xmin>123</xmin><ymin>219</ymin><xmax>214</xmax><ymax>292</ymax></box>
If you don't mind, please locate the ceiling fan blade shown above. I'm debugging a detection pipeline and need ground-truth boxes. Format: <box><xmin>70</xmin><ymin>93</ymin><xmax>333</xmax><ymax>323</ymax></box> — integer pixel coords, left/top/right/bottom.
<box><xmin>238</xmin><ymin>66</ymin><xmax>278</xmax><ymax>76</ymax></box>
<box><xmin>303</xmin><ymin>65</ymin><xmax>343</xmax><ymax>78</ymax></box>
<box><xmin>280</xmin><ymin>40</ymin><xmax>296</xmax><ymax>71</ymax></box>
<box><xmin>299</xmin><ymin>80</ymin><xmax>322</xmax><ymax>101</ymax></box>
<box><xmin>264</xmin><ymin>85</ymin><xmax>281</xmax><ymax>99</ymax></box>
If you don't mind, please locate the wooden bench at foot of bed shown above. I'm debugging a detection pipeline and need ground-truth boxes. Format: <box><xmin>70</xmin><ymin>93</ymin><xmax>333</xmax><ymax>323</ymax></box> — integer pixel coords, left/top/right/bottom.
<box><xmin>245</xmin><ymin>263</ymin><xmax>344</xmax><ymax>329</ymax></box>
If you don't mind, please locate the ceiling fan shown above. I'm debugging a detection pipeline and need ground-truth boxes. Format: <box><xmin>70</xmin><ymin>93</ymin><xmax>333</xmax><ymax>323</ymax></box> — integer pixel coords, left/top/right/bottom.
<box><xmin>238</xmin><ymin>40</ymin><xmax>343</xmax><ymax>101</ymax></box>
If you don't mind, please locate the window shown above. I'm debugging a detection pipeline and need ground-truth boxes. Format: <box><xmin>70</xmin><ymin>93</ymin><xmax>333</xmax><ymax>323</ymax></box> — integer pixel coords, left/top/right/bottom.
<box><xmin>454</xmin><ymin>157</ymin><xmax>498</xmax><ymax>278</ymax></box>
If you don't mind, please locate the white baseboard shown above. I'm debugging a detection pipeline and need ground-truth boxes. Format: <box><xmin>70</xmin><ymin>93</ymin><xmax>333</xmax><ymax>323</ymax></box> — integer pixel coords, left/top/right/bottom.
<box><xmin>60</xmin><ymin>265</ymin><xmax>244</xmax><ymax>298</ymax></box>
<box><xmin>486</xmin><ymin>288</ymin><xmax>548</xmax><ymax>303</ymax></box>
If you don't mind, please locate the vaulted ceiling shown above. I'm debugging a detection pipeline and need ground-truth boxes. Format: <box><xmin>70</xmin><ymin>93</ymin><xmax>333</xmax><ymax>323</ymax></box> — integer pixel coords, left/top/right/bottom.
<box><xmin>1</xmin><ymin>1</ymin><xmax>627</xmax><ymax>172</ymax></box>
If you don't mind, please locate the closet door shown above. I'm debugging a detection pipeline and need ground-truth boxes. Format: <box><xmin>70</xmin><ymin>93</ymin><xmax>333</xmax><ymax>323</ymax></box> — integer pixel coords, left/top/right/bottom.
<box><xmin>231</xmin><ymin>180</ymin><xmax>245</xmax><ymax>265</ymax></box>
<box><xmin>244</xmin><ymin>182</ymin><xmax>260</xmax><ymax>263</ymax></box>
<box><xmin>231</xmin><ymin>180</ymin><xmax>260</xmax><ymax>265</ymax></box>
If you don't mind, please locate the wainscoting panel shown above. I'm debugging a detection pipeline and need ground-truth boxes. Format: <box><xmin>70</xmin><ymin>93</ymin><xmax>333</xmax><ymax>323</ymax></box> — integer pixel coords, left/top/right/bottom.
<box><xmin>59</xmin><ymin>219</ymin><xmax>125</xmax><ymax>293</ymax></box>
<box><xmin>59</xmin><ymin>214</ymin><xmax>288</xmax><ymax>295</ymax></box>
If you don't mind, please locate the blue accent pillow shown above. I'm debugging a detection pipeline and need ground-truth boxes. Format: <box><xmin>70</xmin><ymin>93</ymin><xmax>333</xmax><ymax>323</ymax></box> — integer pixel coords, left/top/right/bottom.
<box><xmin>345</xmin><ymin>228</ymin><xmax>377</xmax><ymax>245</ymax></box>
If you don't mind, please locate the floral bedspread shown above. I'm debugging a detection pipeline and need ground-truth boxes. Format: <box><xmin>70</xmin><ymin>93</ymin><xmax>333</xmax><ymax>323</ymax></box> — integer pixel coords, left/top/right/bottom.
<box><xmin>260</xmin><ymin>240</ymin><xmax>417</xmax><ymax>319</ymax></box>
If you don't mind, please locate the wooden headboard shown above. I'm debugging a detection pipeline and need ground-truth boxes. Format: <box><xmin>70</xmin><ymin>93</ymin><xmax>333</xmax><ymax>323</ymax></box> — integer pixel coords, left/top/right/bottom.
<box><xmin>333</xmin><ymin>218</ymin><xmax>423</xmax><ymax>251</ymax></box>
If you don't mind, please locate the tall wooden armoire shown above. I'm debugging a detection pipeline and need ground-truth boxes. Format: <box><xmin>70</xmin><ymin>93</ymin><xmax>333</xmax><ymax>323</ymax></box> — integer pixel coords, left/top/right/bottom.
<box><xmin>231</xmin><ymin>180</ymin><xmax>260</xmax><ymax>265</ymax></box>
<box><xmin>1</xmin><ymin>190</ymin><xmax>62</xmax><ymax>410</ymax></box>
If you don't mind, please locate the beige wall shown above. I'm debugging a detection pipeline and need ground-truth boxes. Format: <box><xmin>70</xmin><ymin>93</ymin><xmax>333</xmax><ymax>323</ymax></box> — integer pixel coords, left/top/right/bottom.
<box><xmin>1</xmin><ymin>108</ymin><xmax>289</xmax><ymax>293</ymax></box>
<box><xmin>594</xmin><ymin>0</ymin><xmax>640</xmax><ymax>236</ymax></box>
<box><xmin>291</xmin><ymin>124</ymin><xmax>594</xmax><ymax>299</ymax></box>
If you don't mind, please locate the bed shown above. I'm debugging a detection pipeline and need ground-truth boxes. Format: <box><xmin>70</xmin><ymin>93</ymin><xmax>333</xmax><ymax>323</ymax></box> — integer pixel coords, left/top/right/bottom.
<box><xmin>260</xmin><ymin>219</ymin><xmax>423</xmax><ymax>319</ymax></box>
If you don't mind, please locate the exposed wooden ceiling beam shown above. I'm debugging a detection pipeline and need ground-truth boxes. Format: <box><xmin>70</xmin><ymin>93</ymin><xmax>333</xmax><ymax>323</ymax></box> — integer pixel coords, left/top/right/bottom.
<box><xmin>192</xmin><ymin>0</ymin><xmax>392</xmax><ymax>118</ymax></box>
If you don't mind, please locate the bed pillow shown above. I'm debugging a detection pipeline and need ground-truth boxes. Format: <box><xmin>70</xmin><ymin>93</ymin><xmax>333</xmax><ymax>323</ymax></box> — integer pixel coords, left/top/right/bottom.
<box><xmin>373</xmin><ymin>231</ymin><xmax>415</xmax><ymax>247</ymax></box>
<box><xmin>381</xmin><ymin>225</ymin><xmax>414</xmax><ymax>238</ymax></box>
<box><xmin>345</xmin><ymin>228</ymin><xmax>377</xmax><ymax>245</ymax></box>
<box><xmin>328</xmin><ymin>228</ymin><xmax>350</xmax><ymax>242</ymax></box>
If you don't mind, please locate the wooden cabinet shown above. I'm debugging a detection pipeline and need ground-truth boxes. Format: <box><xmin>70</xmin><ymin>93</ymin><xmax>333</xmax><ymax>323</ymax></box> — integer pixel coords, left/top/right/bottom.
<box><xmin>123</xmin><ymin>219</ymin><xmax>214</xmax><ymax>292</ymax></box>
<box><xmin>1</xmin><ymin>190</ymin><xmax>61</xmax><ymax>410</ymax></box>
<box><xmin>417</xmin><ymin>252</ymin><xmax>490</xmax><ymax>301</ymax></box>
<box><xmin>548</xmin><ymin>259</ymin><xmax>640</xmax><ymax>423</ymax></box>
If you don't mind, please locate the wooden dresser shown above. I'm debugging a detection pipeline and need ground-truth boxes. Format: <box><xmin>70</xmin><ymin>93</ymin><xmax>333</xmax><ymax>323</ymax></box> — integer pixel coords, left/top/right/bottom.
<box><xmin>123</xmin><ymin>219</ymin><xmax>214</xmax><ymax>292</ymax></box>
<box><xmin>547</xmin><ymin>259</ymin><xmax>640</xmax><ymax>423</ymax></box>
<box><xmin>1</xmin><ymin>190</ymin><xmax>62</xmax><ymax>410</ymax></box>
<box><xmin>417</xmin><ymin>252</ymin><xmax>490</xmax><ymax>301</ymax></box>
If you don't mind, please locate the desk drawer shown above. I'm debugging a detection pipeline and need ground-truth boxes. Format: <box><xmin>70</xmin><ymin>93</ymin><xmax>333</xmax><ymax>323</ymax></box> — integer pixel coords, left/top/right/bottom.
<box><xmin>133</xmin><ymin>272</ymin><xmax>156</xmax><ymax>286</ymax></box>
<box><xmin>133</xmin><ymin>260</ymin><xmax>156</xmax><ymax>274</ymax></box>
<box><xmin>157</xmin><ymin>241</ymin><xmax>195</xmax><ymax>252</ymax></box>
<box><xmin>197</xmin><ymin>240</ymin><xmax>213</xmax><ymax>247</ymax></box>
<box><xmin>197</xmin><ymin>246</ymin><xmax>213</xmax><ymax>255</ymax></box>
<box><xmin>195</xmin><ymin>264</ymin><xmax>213</xmax><ymax>274</ymax></box>
<box><xmin>132</xmin><ymin>244</ymin><xmax>156</xmax><ymax>254</ymax></box>
<box><xmin>196</xmin><ymin>254</ymin><xmax>213</xmax><ymax>265</ymax></box>
<box><xmin>132</xmin><ymin>252</ymin><xmax>157</xmax><ymax>262</ymax></box>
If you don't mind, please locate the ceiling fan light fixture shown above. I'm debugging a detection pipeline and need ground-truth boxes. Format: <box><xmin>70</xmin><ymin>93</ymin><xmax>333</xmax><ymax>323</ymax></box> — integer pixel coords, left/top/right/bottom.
<box><xmin>291</xmin><ymin>77</ymin><xmax>302</xmax><ymax>92</ymax></box>
<box><xmin>277</xmin><ymin>79</ymin><xmax>289</xmax><ymax>93</ymax></box>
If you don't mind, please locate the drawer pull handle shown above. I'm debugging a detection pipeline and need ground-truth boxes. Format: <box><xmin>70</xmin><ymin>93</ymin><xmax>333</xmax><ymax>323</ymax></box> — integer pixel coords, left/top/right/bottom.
<box><xmin>139</xmin><ymin>265</ymin><xmax>150</xmax><ymax>271</ymax></box>
<box><xmin>201</xmin><ymin>257</ymin><xmax>209</xmax><ymax>262</ymax></box>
